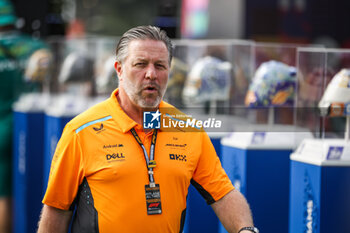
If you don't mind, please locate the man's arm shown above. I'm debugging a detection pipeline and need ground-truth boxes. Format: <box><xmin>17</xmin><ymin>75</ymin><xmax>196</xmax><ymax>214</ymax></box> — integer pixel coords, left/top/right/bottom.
<box><xmin>37</xmin><ymin>204</ymin><xmax>73</xmax><ymax>233</ymax></box>
<box><xmin>211</xmin><ymin>189</ymin><xmax>254</xmax><ymax>233</ymax></box>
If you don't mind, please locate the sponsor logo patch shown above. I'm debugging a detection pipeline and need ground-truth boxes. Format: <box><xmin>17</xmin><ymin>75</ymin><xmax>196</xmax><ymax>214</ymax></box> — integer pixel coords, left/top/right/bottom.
<box><xmin>93</xmin><ymin>123</ymin><xmax>106</xmax><ymax>133</ymax></box>
<box><xmin>165</xmin><ymin>143</ymin><xmax>187</xmax><ymax>148</ymax></box>
<box><xmin>169</xmin><ymin>153</ymin><xmax>187</xmax><ymax>162</ymax></box>
<box><xmin>106</xmin><ymin>153</ymin><xmax>125</xmax><ymax>162</ymax></box>
<box><xmin>103</xmin><ymin>144</ymin><xmax>124</xmax><ymax>149</ymax></box>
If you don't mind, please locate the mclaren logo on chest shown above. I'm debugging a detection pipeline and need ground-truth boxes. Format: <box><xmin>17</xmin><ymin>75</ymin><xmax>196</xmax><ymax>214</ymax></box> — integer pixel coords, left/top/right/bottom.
<box><xmin>169</xmin><ymin>154</ymin><xmax>187</xmax><ymax>162</ymax></box>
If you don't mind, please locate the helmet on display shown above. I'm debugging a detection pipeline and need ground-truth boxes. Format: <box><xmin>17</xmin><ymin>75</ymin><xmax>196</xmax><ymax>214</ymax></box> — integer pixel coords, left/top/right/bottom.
<box><xmin>182</xmin><ymin>56</ymin><xmax>232</xmax><ymax>104</ymax></box>
<box><xmin>164</xmin><ymin>57</ymin><xmax>188</xmax><ymax>105</ymax></box>
<box><xmin>245</xmin><ymin>60</ymin><xmax>297</xmax><ymax>107</ymax></box>
<box><xmin>0</xmin><ymin>0</ymin><xmax>16</xmax><ymax>27</ymax></box>
<box><xmin>95</xmin><ymin>55</ymin><xmax>118</xmax><ymax>95</ymax></box>
<box><xmin>24</xmin><ymin>49</ymin><xmax>53</xmax><ymax>83</ymax></box>
<box><xmin>58</xmin><ymin>52</ymin><xmax>94</xmax><ymax>84</ymax></box>
<box><xmin>298</xmin><ymin>67</ymin><xmax>335</xmax><ymax>102</ymax></box>
<box><xmin>318</xmin><ymin>68</ymin><xmax>350</xmax><ymax>117</ymax></box>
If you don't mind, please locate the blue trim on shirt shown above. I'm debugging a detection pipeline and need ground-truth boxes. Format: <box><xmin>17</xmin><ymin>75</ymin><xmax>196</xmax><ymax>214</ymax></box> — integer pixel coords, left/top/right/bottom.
<box><xmin>75</xmin><ymin>115</ymin><xmax>112</xmax><ymax>133</ymax></box>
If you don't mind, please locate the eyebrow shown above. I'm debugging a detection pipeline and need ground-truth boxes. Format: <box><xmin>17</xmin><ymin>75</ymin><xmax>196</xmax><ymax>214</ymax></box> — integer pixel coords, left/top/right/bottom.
<box><xmin>134</xmin><ymin>58</ymin><xmax>167</xmax><ymax>64</ymax></box>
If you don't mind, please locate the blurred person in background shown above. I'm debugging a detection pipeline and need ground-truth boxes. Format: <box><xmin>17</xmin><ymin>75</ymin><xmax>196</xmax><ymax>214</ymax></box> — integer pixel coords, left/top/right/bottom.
<box><xmin>0</xmin><ymin>0</ymin><xmax>48</xmax><ymax>232</ymax></box>
<box><xmin>37</xmin><ymin>25</ymin><xmax>258</xmax><ymax>233</ymax></box>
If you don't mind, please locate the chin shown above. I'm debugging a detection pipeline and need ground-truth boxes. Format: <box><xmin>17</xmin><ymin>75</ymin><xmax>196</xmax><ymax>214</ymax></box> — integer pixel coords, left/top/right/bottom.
<box><xmin>140</xmin><ymin>98</ymin><xmax>161</xmax><ymax>109</ymax></box>
<box><xmin>142</xmin><ymin>101</ymin><xmax>160</xmax><ymax>109</ymax></box>
<box><xmin>138</xmin><ymin>93</ymin><xmax>161</xmax><ymax>107</ymax></box>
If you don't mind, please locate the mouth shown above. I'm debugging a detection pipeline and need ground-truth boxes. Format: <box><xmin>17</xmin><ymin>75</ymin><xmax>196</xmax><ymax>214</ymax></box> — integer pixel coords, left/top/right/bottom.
<box><xmin>143</xmin><ymin>84</ymin><xmax>159</xmax><ymax>93</ymax></box>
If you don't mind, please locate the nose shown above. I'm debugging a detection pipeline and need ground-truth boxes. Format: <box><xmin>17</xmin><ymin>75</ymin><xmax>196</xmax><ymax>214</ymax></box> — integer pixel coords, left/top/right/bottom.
<box><xmin>145</xmin><ymin>64</ymin><xmax>157</xmax><ymax>80</ymax></box>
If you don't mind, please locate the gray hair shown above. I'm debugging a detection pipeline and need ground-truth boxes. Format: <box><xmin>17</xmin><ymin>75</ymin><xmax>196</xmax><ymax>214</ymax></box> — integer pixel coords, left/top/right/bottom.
<box><xmin>115</xmin><ymin>25</ymin><xmax>173</xmax><ymax>65</ymax></box>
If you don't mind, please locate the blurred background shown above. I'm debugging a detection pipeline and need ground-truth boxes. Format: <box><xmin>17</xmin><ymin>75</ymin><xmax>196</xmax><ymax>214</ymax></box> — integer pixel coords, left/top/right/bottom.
<box><xmin>10</xmin><ymin>0</ymin><xmax>350</xmax><ymax>47</ymax></box>
<box><xmin>3</xmin><ymin>1</ymin><xmax>350</xmax><ymax>233</ymax></box>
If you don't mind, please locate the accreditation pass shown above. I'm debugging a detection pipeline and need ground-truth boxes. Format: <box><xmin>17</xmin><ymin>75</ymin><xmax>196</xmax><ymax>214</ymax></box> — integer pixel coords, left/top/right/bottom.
<box><xmin>145</xmin><ymin>184</ymin><xmax>162</xmax><ymax>215</ymax></box>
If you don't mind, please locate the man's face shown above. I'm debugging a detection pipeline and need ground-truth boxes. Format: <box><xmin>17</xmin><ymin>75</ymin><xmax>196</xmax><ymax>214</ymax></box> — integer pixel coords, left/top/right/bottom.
<box><xmin>116</xmin><ymin>39</ymin><xmax>169</xmax><ymax>108</ymax></box>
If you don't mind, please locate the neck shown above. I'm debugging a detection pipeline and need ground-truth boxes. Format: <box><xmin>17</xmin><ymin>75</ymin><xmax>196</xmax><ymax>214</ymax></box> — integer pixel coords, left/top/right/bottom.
<box><xmin>117</xmin><ymin>88</ymin><xmax>158</xmax><ymax>125</ymax></box>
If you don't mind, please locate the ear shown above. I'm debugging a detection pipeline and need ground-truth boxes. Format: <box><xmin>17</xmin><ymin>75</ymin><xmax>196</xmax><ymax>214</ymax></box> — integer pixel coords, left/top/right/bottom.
<box><xmin>114</xmin><ymin>61</ymin><xmax>123</xmax><ymax>81</ymax></box>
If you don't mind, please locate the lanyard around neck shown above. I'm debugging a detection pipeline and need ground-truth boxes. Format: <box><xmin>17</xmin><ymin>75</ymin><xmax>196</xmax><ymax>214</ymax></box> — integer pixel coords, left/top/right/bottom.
<box><xmin>130</xmin><ymin>128</ymin><xmax>158</xmax><ymax>186</ymax></box>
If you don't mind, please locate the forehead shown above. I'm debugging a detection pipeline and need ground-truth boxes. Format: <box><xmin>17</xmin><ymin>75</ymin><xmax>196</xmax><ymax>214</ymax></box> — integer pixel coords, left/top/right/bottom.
<box><xmin>127</xmin><ymin>39</ymin><xmax>169</xmax><ymax>61</ymax></box>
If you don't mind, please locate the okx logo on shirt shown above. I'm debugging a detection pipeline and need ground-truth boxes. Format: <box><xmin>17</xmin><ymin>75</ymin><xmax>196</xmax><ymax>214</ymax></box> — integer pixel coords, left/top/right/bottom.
<box><xmin>143</xmin><ymin>110</ymin><xmax>161</xmax><ymax>129</ymax></box>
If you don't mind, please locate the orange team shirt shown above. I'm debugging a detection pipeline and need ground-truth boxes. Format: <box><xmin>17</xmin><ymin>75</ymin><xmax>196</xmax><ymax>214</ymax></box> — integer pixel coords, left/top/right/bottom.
<box><xmin>43</xmin><ymin>88</ymin><xmax>234</xmax><ymax>233</ymax></box>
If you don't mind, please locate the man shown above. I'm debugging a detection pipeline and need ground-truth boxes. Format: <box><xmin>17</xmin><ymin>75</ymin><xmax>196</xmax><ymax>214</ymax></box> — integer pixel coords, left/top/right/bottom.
<box><xmin>0</xmin><ymin>1</ymin><xmax>48</xmax><ymax>232</ymax></box>
<box><xmin>38</xmin><ymin>25</ymin><xmax>258</xmax><ymax>233</ymax></box>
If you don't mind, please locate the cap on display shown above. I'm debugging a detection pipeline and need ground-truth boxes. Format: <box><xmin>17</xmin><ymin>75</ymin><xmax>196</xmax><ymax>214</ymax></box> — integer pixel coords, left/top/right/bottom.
<box><xmin>245</xmin><ymin>60</ymin><xmax>297</xmax><ymax>107</ymax></box>
<box><xmin>182</xmin><ymin>56</ymin><xmax>232</xmax><ymax>104</ymax></box>
<box><xmin>319</xmin><ymin>68</ymin><xmax>350</xmax><ymax>117</ymax></box>
<box><xmin>0</xmin><ymin>0</ymin><xmax>17</xmax><ymax>27</ymax></box>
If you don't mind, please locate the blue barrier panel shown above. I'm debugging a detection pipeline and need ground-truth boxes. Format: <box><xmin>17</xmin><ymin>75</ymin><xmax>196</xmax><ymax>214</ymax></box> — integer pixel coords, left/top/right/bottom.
<box><xmin>13</xmin><ymin>111</ymin><xmax>44</xmax><ymax>233</ymax></box>
<box><xmin>219</xmin><ymin>143</ymin><xmax>292</xmax><ymax>233</ymax></box>
<box><xmin>289</xmin><ymin>139</ymin><xmax>350</xmax><ymax>233</ymax></box>
<box><xmin>43</xmin><ymin>114</ymin><xmax>73</xmax><ymax>192</ymax></box>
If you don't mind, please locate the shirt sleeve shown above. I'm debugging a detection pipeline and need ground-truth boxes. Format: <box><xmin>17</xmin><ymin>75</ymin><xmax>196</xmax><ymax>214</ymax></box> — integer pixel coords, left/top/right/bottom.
<box><xmin>42</xmin><ymin>123</ymin><xmax>85</xmax><ymax>210</ymax></box>
<box><xmin>191</xmin><ymin>132</ymin><xmax>234</xmax><ymax>204</ymax></box>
